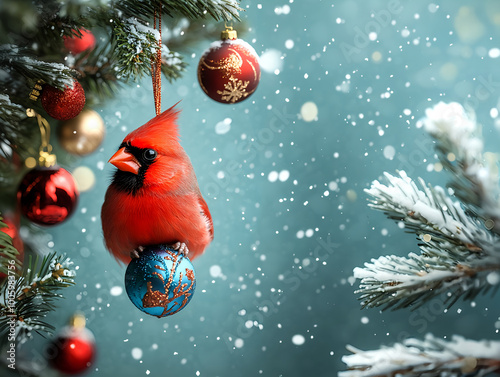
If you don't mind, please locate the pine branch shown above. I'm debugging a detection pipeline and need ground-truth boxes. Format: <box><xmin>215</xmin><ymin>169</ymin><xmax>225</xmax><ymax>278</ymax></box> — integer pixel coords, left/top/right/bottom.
<box><xmin>356</xmin><ymin>171</ymin><xmax>500</xmax><ymax>309</ymax></box>
<box><xmin>0</xmin><ymin>45</ymin><xmax>76</xmax><ymax>90</ymax></box>
<box><xmin>418</xmin><ymin>102</ymin><xmax>500</xmax><ymax>235</ymax></box>
<box><xmin>339</xmin><ymin>334</ymin><xmax>500</xmax><ymax>377</ymax></box>
<box><xmin>74</xmin><ymin>44</ymin><xmax>123</xmax><ymax>103</ymax></box>
<box><xmin>0</xmin><ymin>95</ymin><xmax>29</xmax><ymax>155</ymax></box>
<box><xmin>115</xmin><ymin>0</ymin><xmax>242</xmax><ymax>22</ymax></box>
<box><xmin>366</xmin><ymin>171</ymin><xmax>495</xmax><ymax>249</ymax></box>
<box><xmin>111</xmin><ymin>17</ymin><xmax>190</xmax><ymax>82</ymax></box>
<box><xmin>354</xmin><ymin>253</ymin><xmax>500</xmax><ymax>310</ymax></box>
<box><xmin>0</xmin><ymin>252</ymin><xmax>76</xmax><ymax>345</ymax></box>
<box><xmin>161</xmin><ymin>47</ymin><xmax>188</xmax><ymax>83</ymax></box>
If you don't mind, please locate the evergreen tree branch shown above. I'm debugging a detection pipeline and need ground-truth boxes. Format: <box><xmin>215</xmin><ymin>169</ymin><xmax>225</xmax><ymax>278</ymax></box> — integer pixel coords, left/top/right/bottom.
<box><xmin>161</xmin><ymin>49</ymin><xmax>188</xmax><ymax>83</ymax></box>
<box><xmin>0</xmin><ymin>95</ymin><xmax>29</xmax><ymax>156</ymax></box>
<box><xmin>354</xmin><ymin>252</ymin><xmax>500</xmax><ymax>310</ymax></box>
<box><xmin>418</xmin><ymin>102</ymin><xmax>500</xmax><ymax>235</ymax></box>
<box><xmin>111</xmin><ymin>17</ymin><xmax>189</xmax><ymax>82</ymax></box>
<box><xmin>355</xmin><ymin>171</ymin><xmax>500</xmax><ymax>310</ymax></box>
<box><xmin>339</xmin><ymin>334</ymin><xmax>500</xmax><ymax>377</ymax></box>
<box><xmin>115</xmin><ymin>0</ymin><xmax>241</xmax><ymax>22</ymax></box>
<box><xmin>0</xmin><ymin>252</ymin><xmax>76</xmax><ymax>345</ymax></box>
<box><xmin>365</xmin><ymin>171</ymin><xmax>495</xmax><ymax>250</ymax></box>
<box><xmin>0</xmin><ymin>45</ymin><xmax>76</xmax><ymax>90</ymax></box>
<box><xmin>74</xmin><ymin>45</ymin><xmax>123</xmax><ymax>103</ymax></box>
<box><xmin>111</xmin><ymin>17</ymin><xmax>163</xmax><ymax>81</ymax></box>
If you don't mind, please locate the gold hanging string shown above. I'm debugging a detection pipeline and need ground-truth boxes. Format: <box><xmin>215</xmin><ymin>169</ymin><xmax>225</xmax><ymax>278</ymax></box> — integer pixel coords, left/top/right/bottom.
<box><xmin>151</xmin><ymin>2</ymin><xmax>162</xmax><ymax>116</ymax></box>
<box><xmin>26</xmin><ymin>108</ymin><xmax>56</xmax><ymax>167</ymax></box>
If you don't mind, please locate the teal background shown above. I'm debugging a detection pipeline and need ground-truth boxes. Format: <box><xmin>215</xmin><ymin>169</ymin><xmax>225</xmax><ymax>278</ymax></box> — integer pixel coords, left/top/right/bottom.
<box><xmin>12</xmin><ymin>0</ymin><xmax>500</xmax><ymax>376</ymax></box>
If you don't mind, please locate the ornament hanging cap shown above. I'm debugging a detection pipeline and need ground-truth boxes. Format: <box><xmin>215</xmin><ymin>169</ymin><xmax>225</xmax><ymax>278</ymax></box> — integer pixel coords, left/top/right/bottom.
<box><xmin>221</xmin><ymin>26</ymin><xmax>237</xmax><ymax>40</ymax></box>
<box><xmin>29</xmin><ymin>80</ymin><xmax>43</xmax><ymax>101</ymax></box>
<box><xmin>69</xmin><ymin>312</ymin><xmax>86</xmax><ymax>329</ymax></box>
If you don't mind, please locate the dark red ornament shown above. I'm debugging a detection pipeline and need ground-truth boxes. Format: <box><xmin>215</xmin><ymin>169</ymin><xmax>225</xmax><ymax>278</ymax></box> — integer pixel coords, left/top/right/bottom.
<box><xmin>40</xmin><ymin>80</ymin><xmax>86</xmax><ymax>121</ymax></box>
<box><xmin>17</xmin><ymin>166</ymin><xmax>79</xmax><ymax>226</ymax></box>
<box><xmin>64</xmin><ymin>29</ymin><xmax>96</xmax><ymax>55</ymax></box>
<box><xmin>198</xmin><ymin>28</ymin><xmax>260</xmax><ymax>104</ymax></box>
<box><xmin>48</xmin><ymin>316</ymin><xmax>95</xmax><ymax>375</ymax></box>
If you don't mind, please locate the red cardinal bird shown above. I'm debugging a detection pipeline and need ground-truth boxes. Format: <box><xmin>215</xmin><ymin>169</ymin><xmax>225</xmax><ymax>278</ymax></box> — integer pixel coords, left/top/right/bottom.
<box><xmin>101</xmin><ymin>106</ymin><xmax>213</xmax><ymax>264</ymax></box>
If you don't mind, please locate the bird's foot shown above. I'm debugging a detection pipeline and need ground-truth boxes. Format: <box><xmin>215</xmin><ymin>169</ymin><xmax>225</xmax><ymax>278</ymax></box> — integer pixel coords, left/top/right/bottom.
<box><xmin>130</xmin><ymin>245</ymin><xmax>145</xmax><ymax>259</ymax></box>
<box><xmin>171</xmin><ymin>242</ymin><xmax>189</xmax><ymax>257</ymax></box>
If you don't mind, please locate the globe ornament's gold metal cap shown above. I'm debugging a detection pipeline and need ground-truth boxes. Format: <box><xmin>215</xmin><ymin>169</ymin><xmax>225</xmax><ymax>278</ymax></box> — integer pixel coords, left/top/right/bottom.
<box><xmin>221</xmin><ymin>26</ymin><xmax>237</xmax><ymax>40</ymax></box>
<box><xmin>69</xmin><ymin>313</ymin><xmax>86</xmax><ymax>329</ymax></box>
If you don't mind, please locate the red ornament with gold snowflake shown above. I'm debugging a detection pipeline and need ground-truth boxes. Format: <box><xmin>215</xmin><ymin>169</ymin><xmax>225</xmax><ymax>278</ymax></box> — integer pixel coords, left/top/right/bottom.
<box><xmin>197</xmin><ymin>27</ymin><xmax>260</xmax><ymax>104</ymax></box>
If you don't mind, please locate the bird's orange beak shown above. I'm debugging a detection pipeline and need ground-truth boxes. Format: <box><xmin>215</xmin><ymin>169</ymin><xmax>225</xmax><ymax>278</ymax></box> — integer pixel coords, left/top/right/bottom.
<box><xmin>109</xmin><ymin>147</ymin><xmax>140</xmax><ymax>175</ymax></box>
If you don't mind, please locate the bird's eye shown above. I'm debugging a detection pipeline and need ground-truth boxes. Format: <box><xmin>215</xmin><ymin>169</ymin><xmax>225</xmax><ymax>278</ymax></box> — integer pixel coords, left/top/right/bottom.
<box><xmin>143</xmin><ymin>149</ymin><xmax>157</xmax><ymax>161</ymax></box>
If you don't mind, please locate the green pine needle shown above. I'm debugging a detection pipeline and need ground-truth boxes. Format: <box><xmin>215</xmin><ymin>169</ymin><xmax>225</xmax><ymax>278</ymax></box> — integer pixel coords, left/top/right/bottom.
<box><xmin>0</xmin><ymin>251</ymin><xmax>76</xmax><ymax>344</ymax></box>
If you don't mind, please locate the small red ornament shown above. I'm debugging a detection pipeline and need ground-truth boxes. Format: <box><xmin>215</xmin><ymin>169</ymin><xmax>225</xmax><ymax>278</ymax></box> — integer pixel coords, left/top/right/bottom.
<box><xmin>40</xmin><ymin>80</ymin><xmax>86</xmax><ymax>121</ymax></box>
<box><xmin>48</xmin><ymin>314</ymin><xmax>96</xmax><ymax>375</ymax></box>
<box><xmin>198</xmin><ymin>27</ymin><xmax>260</xmax><ymax>104</ymax></box>
<box><xmin>64</xmin><ymin>29</ymin><xmax>96</xmax><ymax>55</ymax></box>
<box><xmin>17</xmin><ymin>166</ymin><xmax>79</xmax><ymax>226</ymax></box>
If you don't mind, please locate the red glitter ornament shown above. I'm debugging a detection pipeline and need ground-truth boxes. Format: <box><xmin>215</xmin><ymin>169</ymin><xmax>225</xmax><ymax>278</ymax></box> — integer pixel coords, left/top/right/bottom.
<box><xmin>63</xmin><ymin>29</ymin><xmax>96</xmax><ymax>55</ymax></box>
<box><xmin>48</xmin><ymin>314</ymin><xmax>96</xmax><ymax>375</ymax></box>
<box><xmin>40</xmin><ymin>80</ymin><xmax>86</xmax><ymax>121</ymax></box>
<box><xmin>17</xmin><ymin>166</ymin><xmax>79</xmax><ymax>226</ymax></box>
<box><xmin>198</xmin><ymin>27</ymin><xmax>260</xmax><ymax>104</ymax></box>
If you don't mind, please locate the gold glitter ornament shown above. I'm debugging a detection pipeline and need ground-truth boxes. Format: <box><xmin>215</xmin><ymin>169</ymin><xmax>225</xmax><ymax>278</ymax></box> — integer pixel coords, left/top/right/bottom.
<box><xmin>57</xmin><ymin>109</ymin><xmax>105</xmax><ymax>156</ymax></box>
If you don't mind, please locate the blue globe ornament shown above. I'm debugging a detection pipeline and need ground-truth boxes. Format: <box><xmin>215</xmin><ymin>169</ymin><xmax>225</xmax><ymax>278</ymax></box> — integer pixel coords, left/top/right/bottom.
<box><xmin>124</xmin><ymin>245</ymin><xmax>196</xmax><ymax>318</ymax></box>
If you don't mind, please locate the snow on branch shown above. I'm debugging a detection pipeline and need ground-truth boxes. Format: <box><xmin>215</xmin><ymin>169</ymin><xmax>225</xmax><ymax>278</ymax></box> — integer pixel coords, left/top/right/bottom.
<box><xmin>0</xmin><ymin>94</ymin><xmax>25</xmax><ymax>123</ymax></box>
<box><xmin>112</xmin><ymin>18</ymin><xmax>160</xmax><ymax>80</ymax></box>
<box><xmin>0</xmin><ymin>45</ymin><xmax>76</xmax><ymax>89</ymax></box>
<box><xmin>339</xmin><ymin>334</ymin><xmax>500</xmax><ymax>377</ymax></box>
<box><xmin>0</xmin><ymin>252</ymin><xmax>76</xmax><ymax>345</ymax></box>
<box><xmin>112</xmin><ymin>17</ymin><xmax>187</xmax><ymax>81</ymax></box>
<box><xmin>354</xmin><ymin>251</ymin><xmax>500</xmax><ymax>310</ymax></box>
<box><xmin>356</xmin><ymin>170</ymin><xmax>500</xmax><ymax>310</ymax></box>
<box><xmin>348</xmin><ymin>102</ymin><xmax>500</xmax><ymax>376</ymax></box>
<box><xmin>116</xmin><ymin>0</ymin><xmax>241</xmax><ymax>22</ymax></box>
<box><xmin>418</xmin><ymin>102</ymin><xmax>500</xmax><ymax>235</ymax></box>
<box><xmin>365</xmin><ymin>171</ymin><xmax>494</xmax><ymax>248</ymax></box>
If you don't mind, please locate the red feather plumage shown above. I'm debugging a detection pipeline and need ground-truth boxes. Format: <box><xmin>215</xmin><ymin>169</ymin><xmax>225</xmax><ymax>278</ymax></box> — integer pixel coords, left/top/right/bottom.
<box><xmin>101</xmin><ymin>106</ymin><xmax>213</xmax><ymax>264</ymax></box>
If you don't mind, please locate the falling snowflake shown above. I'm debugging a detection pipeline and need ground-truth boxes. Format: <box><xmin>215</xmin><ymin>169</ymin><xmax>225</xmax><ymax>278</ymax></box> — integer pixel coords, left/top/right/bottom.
<box><xmin>217</xmin><ymin>75</ymin><xmax>250</xmax><ymax>103</ymax></box>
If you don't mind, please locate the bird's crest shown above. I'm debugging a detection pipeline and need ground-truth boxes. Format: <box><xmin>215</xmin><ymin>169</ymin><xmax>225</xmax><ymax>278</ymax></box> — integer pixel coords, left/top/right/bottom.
<box><xmin>124</xmin><ymin>103</ymin><xmax>181</xmax><ymax>153</ymax></box>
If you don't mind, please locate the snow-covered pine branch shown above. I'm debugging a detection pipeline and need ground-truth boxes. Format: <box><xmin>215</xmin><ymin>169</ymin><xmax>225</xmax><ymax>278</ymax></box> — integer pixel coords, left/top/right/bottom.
<box><xmin>0</xmin><ymin>94</ymin><xmax>26</xmax><ymax>128</ymax></box>
<box><xmin>160</xmin><ymin>45</ymin><xmax>187</xmax><ymax>83</ymax></box>
<box><xmin>115</xmin><ymin>0</ymin><xmax>241</xmax><ymax>23</ymax></box>
<box><xmin>418</xmin><ymin>102</ymin><xmax>500</xmax><ymax>235</ymax></box>
<box><xmin>0</xmin><ymin>45</ymin><xmax>76</xmax><ymax>89</ymax></box>
<box><xmin>355</xmin><ymin>170</ymin><xmax>500</xmax><ymax>310</ymax></box>
<box><xmin>339</xmin><ymin>334</ymin><xmax>500</xmax><ymax>377</ymax></box>
<box><xmin>112</xmin><ymin>17</ymin><xmax>162</xmax><ymax>80</ymax></box>
<box><xmin>112</xmin><ymin>17</ymin><xmax>189</xmax><ymax>81</ymax></box>
<box><xmin>0</xmin><ymin>252</ymin><xmax>76</xmax><ymax>345</ymax></box>
<box><xmin>366</xmin><ymin>170</ymin><xmax>494</xmax><ymax>249</ymax></box>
